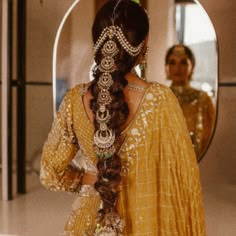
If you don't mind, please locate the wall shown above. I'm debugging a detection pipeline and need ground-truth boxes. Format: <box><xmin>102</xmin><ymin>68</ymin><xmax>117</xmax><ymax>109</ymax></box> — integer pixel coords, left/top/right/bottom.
<box><xmin>25</xmin><ymin>0</ymin><xmax>75</xmax><ymax>173</ymax></box>
<box><xmin>198</xmin><ymin>0</ymin><xmax>236</xmax><ymax>235</ymax></box>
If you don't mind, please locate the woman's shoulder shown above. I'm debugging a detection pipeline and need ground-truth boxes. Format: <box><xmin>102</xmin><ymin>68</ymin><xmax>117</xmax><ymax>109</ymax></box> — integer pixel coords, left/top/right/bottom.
<box><xmin>147</xmin><ymin>81</ymin><xmax>175</xmax><ymax>101</ymax></box>
<box><xmin>65</xmin><ymin>83</ymin><xmax>90</xmax><ymax>98</ymax></box>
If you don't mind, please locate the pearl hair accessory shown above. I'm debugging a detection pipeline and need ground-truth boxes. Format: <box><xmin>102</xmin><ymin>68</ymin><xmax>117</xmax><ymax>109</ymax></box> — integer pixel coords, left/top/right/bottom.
<box><xmin>94</xmin><ymin>25</ymin><xmax>144</xmax><ymax>159</ymax></box>
<box><xmin>93</xmin><ymin>4</ymin><xmax>145</xmax><ymax>235</ymax></box>
<box><xmin>93</xmin><ymin>26</ymin><xmax>118</xmax><ymax>159</ymax></box>
<box><xmin>93</xmin><ymin>24</ymin><xmax>135</xmax><ymax>236</ymax></box>
<box><xmin>94</xmin><ymin>26</ymin><xmax>144</xmax><ymax>57</ymax></box>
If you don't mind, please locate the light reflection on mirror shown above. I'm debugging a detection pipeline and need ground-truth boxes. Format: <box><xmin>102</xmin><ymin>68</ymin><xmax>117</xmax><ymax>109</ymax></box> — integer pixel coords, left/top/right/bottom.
<box><xmin>175</xmin><ymin>1</ymin><xmax>217</xmax><ymax>100</ymax></box>
<box><xmin>53</xmin><ymin>0</ymin><xmax>218</xmax><ymax>162</ymax></box>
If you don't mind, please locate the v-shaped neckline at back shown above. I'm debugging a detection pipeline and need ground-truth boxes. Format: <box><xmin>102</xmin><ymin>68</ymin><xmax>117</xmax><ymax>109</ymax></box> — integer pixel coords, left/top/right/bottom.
<box><xmin>80</xmin><ymin>83</ymin><xmax>153</xmax><ymax>135</ymax></box>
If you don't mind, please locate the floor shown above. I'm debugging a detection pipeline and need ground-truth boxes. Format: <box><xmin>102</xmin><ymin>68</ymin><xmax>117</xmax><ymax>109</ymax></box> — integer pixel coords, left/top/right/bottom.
<box><xmin>202</xmin><ymin>183</ymin><xmax>236</xmax><ymax>236</ymax></box>
<box><xmin>0</xmin><ymin>173</ymin><xmax>75</xmax><ymax>236</ymax></box>
<box><xmin>0</xmin><ymin>173</ymin><xmax>236</xmax><ymax>236</ymax></box>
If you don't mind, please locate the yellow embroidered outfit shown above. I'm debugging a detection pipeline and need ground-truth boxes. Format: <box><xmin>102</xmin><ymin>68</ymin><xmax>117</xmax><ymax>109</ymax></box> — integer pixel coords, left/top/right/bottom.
<box><xmin>40</xmin><ymin>82</ymin><xmax>206</xmax><ymax>235</ymax></box>
<box><xmin>170</xmin><ymin>85</ymin><xmax>215</xmax><ymax>160</ymax></box>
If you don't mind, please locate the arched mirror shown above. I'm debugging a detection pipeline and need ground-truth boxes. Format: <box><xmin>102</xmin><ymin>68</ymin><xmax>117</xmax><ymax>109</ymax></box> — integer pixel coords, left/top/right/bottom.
<box><xmin>166</xmin><ymin>0</ymin><xmax>218</xmax><ymax>162</ymax></box>
<box><xmin>53</xmin><ymin>0</ymin><xmax>218</xmax><ymax>162</ymax></box>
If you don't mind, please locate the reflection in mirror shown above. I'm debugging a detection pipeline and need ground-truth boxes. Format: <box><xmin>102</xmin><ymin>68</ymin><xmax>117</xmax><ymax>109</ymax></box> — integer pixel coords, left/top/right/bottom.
<box><xmin>53</xmin><ymin>0</ymin><xmax>218</xmax><ymax>162</ymax></box>
<box><xmin>165</xmin><ymin>44</ymin><xmax>216</xmax><ymax>161</ymax></box>
<box><xmin>164</xmin><ymin>0</ymin><xmax>218</xmax><ymax>162</ymax></box>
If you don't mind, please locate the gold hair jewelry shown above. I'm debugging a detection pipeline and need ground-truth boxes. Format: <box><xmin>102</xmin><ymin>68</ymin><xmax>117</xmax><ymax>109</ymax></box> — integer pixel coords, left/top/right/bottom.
<box><xmin>93</xmin><ymin>26</ymin><xmax>125</xmax><ymax>232</ymax></box>
<box><xmin>94</xmin><ymin>27</ymin><xmax>118</xmax><ymax>159</ymax></box>
<box><xmin>94</xmin><ymin>25</ymin><xmax>145</xmax><ymax>159</ymax></box>
<box><xmin>95</xmin><ymin>211</ymin><xmax>125</xmax><ymax>235</ymax></box>
<box><xmin>94</xmin><ymin>26</ymin><xmax>144</xmax><ymax>57</ymax></box>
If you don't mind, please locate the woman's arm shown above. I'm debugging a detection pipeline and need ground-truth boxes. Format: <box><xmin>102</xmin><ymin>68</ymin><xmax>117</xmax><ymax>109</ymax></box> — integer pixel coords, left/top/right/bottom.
<box><xmin>40</xmin><ymin>91</ymin><xmax>85</xmax><ymax>193</ymax></box>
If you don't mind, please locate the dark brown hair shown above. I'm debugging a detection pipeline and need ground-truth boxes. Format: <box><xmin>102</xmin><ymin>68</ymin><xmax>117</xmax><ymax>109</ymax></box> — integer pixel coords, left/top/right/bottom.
<box><xmin>89</xmin><ymin>0</ymin><xmax>149</xmax><ymax>219</ymax></box>
<box><xmin>165</xmin><ymin>44</ymin><xmax>196</xmax><ymax>68</ymax></box>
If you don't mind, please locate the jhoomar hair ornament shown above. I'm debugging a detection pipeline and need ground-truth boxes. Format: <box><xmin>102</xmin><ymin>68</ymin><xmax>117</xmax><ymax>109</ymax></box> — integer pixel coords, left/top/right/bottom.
<box><xmin>94</xmin><ymin>26</ymin><xmax>144</xmax><ymax>56</ymax></box>
<box><xmin>93</xmin><ymin>25</ymin><xmax>144</xmax><ymax>160</ymax></box>
<box><xmin>93</xmin><ymin>25</ymin><xmax>144</xmax><ymax>236</ymax></box>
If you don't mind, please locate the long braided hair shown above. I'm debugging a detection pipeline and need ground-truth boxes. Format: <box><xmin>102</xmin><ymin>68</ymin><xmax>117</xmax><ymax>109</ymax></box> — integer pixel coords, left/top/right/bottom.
<box><xmin>89</xmin><ymin>0</ymin><xmax>149</xmax><ymax>230</ymax></box>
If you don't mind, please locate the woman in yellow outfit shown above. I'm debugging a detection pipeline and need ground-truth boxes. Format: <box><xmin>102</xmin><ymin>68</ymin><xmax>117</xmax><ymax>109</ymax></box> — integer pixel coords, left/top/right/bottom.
<box><xmin>40</xmin><ymin>0</ymin><xmax>206</xmax><ymax>235</ymax></box>
<box><xmin>165</xmin><ymin>44</ymin><xmax>215</xmax><ymax>161</ymax></box>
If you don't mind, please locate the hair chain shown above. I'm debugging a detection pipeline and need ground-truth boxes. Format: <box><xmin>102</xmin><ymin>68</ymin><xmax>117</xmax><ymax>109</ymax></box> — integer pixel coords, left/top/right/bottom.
<box><xmin>93</xmin><ymin>20</ymin><xmax>125</xmax><ymax>236</ymax></box>
<box><xmin>94</xmin><ymin>26</ymin><xmax>144</xmax><ymax>57</ymax></box>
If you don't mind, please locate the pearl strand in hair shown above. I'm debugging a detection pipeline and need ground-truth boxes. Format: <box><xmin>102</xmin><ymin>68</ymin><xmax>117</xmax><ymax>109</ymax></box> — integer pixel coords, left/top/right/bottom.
<box><xmin>94</xmin><ymin>26</ymin><xmax>144</xmax><ymax>57</ymax></box>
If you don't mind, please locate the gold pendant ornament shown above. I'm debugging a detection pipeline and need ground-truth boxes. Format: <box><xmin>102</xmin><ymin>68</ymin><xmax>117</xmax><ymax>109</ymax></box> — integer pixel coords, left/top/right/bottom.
<box><xmin>94</xmin><ymin>25</ymin><xmax>145</xmax><ymax>159</ymax></box>
<box><xmin>98</xmin><ymin>73</ymin><xmax>114</xmax><ymax>89</ymax></box>
<box><xmin>99</xmin><ymin>56</ymin><xmax>116</xmax><ymax>72</ymax></box>
<box><xmin>94</xmin><ymin>129</ymin><xmax>116</xmax><ymax>149</ymax></box>
<box><xmin>94</xmin><ymin>26</ymin><xmax>144</xmax><ymax>57</ymax></box>
<box><xmin>94</xmin><ymin>211</ymin><xmax>125</xmax><ymax>236</ymax></box>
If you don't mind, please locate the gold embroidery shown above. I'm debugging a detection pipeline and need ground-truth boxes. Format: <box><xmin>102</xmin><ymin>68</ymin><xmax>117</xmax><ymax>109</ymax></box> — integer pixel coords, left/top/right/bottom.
<box><xmin>41</xmin><ymin>83</ymin><xmax>206</xmax><ymax>236</ymax></box>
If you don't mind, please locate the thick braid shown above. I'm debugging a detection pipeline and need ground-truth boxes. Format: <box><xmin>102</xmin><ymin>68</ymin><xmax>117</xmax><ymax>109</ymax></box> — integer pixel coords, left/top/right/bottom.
<box><xmin>89</xmin><ymin>42</ymin><xmax>135</xmax><ymax>234</ymax></box>
<box><xmin>90</xmin><ymin>69</ymin><xmax>129</xmax><ymax>132</ymax></box>
<box><xmin>90</xmin><ymin>65</ymin><xmax>129</xmax><ymax>214</ymax></box>
<box><xmin>90</xmin><ymin>1</ymin><xmax>149</xmax><ymax>234</ymax></box>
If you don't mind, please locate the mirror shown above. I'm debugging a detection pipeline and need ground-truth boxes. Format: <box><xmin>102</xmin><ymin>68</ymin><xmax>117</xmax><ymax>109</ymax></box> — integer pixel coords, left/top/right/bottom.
<box><xmin>165</xmin><ymin>0</ymin><xmax>218</xmax><ymax>161</ymax></box>
<box><xmin>53</xmin><ymin>0</ymin><xmax>218</xmax><ymax>162</ymax></box>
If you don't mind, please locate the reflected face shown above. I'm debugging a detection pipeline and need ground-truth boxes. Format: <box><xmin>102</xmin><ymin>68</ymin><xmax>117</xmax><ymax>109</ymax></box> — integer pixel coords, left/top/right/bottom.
<box><xmin>166</xmin><ymin>54</ymin><xmax>194</xmax><ymax>86</ymax></box>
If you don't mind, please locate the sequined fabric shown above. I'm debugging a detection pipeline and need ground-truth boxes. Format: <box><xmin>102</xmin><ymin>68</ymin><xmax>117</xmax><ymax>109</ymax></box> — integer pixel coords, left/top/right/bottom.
<box><xmin>170</xmin><ymin>85</ymin><xmax>215</xmax><ymax>160</ymax></box>
<box><xmin>40</xmin><ymin>82</ymin><xmax>206</xmax><ymax>235</ymax></box>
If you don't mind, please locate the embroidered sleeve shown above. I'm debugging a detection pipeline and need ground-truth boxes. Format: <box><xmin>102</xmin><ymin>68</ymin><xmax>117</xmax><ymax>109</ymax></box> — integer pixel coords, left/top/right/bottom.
<box><xmin>40</xmin><ymin>91</ymin><xmax>84</xmax><ymax>194</ymax></box>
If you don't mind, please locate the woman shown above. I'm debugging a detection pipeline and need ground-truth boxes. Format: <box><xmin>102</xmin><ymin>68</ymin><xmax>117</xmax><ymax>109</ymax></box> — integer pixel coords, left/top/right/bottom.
<box><xmin>40</xmin><ymin>1</ymin><xmax>206</xmax><ymax>235</ymax></box>
<box><xmin>165</xmin><ymin>44</ymin><xmax>215</xmax><ymax>161</ymax></box>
